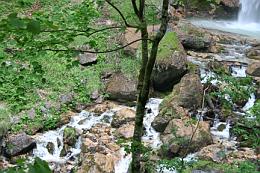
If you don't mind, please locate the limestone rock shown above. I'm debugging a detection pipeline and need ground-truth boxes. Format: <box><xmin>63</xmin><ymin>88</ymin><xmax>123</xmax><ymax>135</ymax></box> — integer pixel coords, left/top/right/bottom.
<box><xmin>3</xmin><ymin>133</ymin><xmax>36</xmax><ymax>157</ymax></box>
<box><xmin>246</xmin><ymin>63</ymin><xmax>260</xmax><ymax>77</ymax></box>
<box><xmin>78</xmin><ymin>53</ymin><xmax>97</xmax><ymax>66</ymax></box>
<box><xmin>160</xmin><ymin>118</ymin><xmax>212</xmax><ymax>157</ymax></box>
<box><xmin>152</xmin><ymin>32</ymin><xmax>187</xmax><ymax>91</ymax></box>
<box><xmin>152</xmin><ymin>73</ymin><xmax>203</xmax><ymax>132</ymax></box>
<box><xmin>115</xmin><ymin>122</ymin><xmax>135</xmax><ymax>139</ymax></box>
<box><xmin>111</xmin><ymin>108</ymin><xmax>135</xmax><ymax>128</ymax></box>
<box><xmin>106</xmin><ymin>73</ymin><xmax>138</xmax><ymax>102</ymax></box>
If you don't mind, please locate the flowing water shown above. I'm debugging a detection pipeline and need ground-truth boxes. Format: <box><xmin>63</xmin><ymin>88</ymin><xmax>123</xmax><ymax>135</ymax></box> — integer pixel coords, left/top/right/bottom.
<box><xmin>190</xmin><ymin>0</ymin><xmax>260</xmax><ymax>38</ymax></box>
<box><xmin>32</xmin><ymin>41</ymin><xmax>257</xmax><ymax>172</ymax></box>
<box><xmin>30</xmin><ymin>2</ymin><xmax>260</xmax><ymax>171</ymax></box>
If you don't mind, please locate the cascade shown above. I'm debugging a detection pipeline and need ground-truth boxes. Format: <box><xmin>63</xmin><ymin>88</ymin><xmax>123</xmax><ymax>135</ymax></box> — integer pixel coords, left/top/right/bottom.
<box><xmin>238</xmin><ymin>0</ymin><xmax>260</xmax><ymax>24</ymax></box>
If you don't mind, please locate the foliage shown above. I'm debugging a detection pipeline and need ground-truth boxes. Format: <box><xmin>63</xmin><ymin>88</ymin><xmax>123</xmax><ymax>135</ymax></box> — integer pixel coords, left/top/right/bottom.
<box><xmin>182</xmin><ymin>160</ymin><xmax>259</xmax><ymax>173</ymax></box>
<box><xmin>0</xmin><ymin>157</ymin><xmax>51</xmax><ymax>173</ymax></box>
<box><xmin>0</xmin><ymin>107</ymin><xmax>11</xmax><ymax>137</ymax></box>
<box><xmin>207</xmin><ymin>72</ymin><xmax>255</xmax><ymax>110</ymax></box>
<box><xmin>108</xmin><ymin>0</ymin><xmax>160</xmax><ymax>25</ymax></box>
<box><xmin>232</xmin><ymin>100</ymin><xmax>260</xmax><ymax>148</ymax></box>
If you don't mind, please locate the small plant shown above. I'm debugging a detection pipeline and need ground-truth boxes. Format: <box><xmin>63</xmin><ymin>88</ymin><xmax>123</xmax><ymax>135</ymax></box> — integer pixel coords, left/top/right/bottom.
<box><xmin>0</xmin><ymin>157</ymin><xmax>51</xmax><ymax>173</ymax></box>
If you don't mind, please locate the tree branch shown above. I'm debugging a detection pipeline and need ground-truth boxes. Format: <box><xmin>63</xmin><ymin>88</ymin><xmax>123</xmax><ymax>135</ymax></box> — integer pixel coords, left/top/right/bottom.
<box><xmin>104</xmin><ymin>0</ymin><xmax>138</xmax><ymax>28</ymax></box>
<box><xmin>139</xmin><ymin>0</ymin><xmax>145</xmax><ymax>19</ymax></box>
<box><xmin>131</xmin><ymin>0</ymin><xmax>140</xmax><ymax>17</ymax></box>
<box><xmin>40</xmin><ymin>38</ymin><xmax>151</xmax><ymax>54</ymax></box>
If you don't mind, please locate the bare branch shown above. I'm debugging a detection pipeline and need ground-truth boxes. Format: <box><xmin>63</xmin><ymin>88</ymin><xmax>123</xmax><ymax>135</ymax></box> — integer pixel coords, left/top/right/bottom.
<box><xmin>104</xmin><ymin>0</ymin><xmax>138</xmax><ymax>28</ymax></box>
<box><xmin>40</xmin><ymin>38</ymin><xmax>151</xmax><ymax>54</ymax></box>
<box><xmin>131</xmin><ymin>0</ymin><xmax>140</xmax><ymax>17</ymax></box>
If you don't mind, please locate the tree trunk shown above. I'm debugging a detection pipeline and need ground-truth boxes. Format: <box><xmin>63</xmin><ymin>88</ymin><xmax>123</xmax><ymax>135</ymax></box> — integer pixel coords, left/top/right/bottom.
<box><xmin>131</xmin><ymin>0</ymin><xmax>170</xmax><ymax>172</ymax></box>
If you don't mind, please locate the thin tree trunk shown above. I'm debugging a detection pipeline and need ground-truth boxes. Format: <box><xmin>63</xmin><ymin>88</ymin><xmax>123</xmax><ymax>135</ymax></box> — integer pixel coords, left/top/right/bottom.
<box><xmin>131</xmin><ymin>0</ymin><xmax>170</xmax><ymax>172</ymax></box>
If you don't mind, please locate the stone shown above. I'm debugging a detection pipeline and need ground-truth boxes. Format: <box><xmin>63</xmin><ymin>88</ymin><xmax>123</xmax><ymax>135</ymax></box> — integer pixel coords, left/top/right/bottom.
<box><xmin>106</xmin><ymin>72</ymin><xmax>138</xmax><ymax>102</ymax></box>
<box><xmin>60</xmin><ymin>93</ymin><xmax>74</xmax><ymax>104</ymax></box>
<box><xmin>88</xmin><ymin>101</ymin><xmax>118</xmax><ymax>114</ymax></box>
<box><xmin>116</xmin><ymin>123</ymin><xmax>135</xmax><ymax>139</ymax></box>
<box><xmin>246</xmin><ymin>63</ymin><xmax>260</xmax><ymax>77</ymax></box>
<box><xmin>63</xmin><ymin>127</ymin><xmax>79</xmax><ymax>146</ymax></box>
<box><xmin>152</xmin><ymin>73</ymin><xmax>203</xmax><ymax>132</ymax></box>
<box><xmin>161</xmin><ymin>118</ymin><xmax>212</xmax><ymax>157</ymax></box>
<box><xmin>94</xmin><ymin>153</ymin><xmax>117</xmax><ymax>173</ymax></box>
<box><xmin>78</xmin><ymin>53</ymin><xmax>97</xmax><ymax>66</ymax></box>
<box><xmin>197</xmin><ymin>143</ymin><xmax>258</xmax><ymax>163</ymax></box>
<box><xmin>152</xmin><ymin>32</ymin><xmax>187</xmax><ymax>91</ymax></box>
<box><xmin>58</xmin><ymin>111</ymin><xmax>75</xmax><ymax>126</ymax></box>
<box><xmin>3</xmin><ymin>133</ymin><xmax>36</xmax><ymax>158</ymax></box>
<box><xmin>47</xmin><ymin>142</ymin><xmax>55</xmax><ymax>155</ymax></box>
<box><xmin>111</xmin><ymin>108</ymin><xmax>135</xmax><ymax>128</ymax></box>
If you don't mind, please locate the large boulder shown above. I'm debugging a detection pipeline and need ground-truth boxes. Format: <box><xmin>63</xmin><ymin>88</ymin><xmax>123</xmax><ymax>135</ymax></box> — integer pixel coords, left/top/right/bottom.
<box><xmin>246</xmin><ymin>44</ymin><xmax>260</xmax><ymax>60</ymax></box>
<box><xmin>78</xmin><ymin>53</ymin><xmax>97</xmax><ymax>66</ymax></box>
<box><xmin>160</xmin><ymin>118</ymin><xmax>212</xmax><ymax>157</ymax></box>
<box><xmin>152</xmin><ymin>73</ymin><xmax>203</xmax><ymax>132</ymax></box>
<box><xmin>197</xmin><ymin>143</ymin><xmax>258</xmax><ymax>163</ymax></box>
<box><xmin>111</xmin><ymin>108</ymin><xmax>135</xmax><ymax>128</ymax></box>
<box><xmin>175</xmin><ymin>22</ymin><xmax>215</xmax><ymax>52</ymax></box>
<box><xmin>106</xmin><ymin>73</ymin><xmax>138</xmax><ymax>102</ymax></box>
<box><xmin>115</xmin><ymin>122</ymin><xmax>135</xmax><ymax>139</ymax></box>
<box><xmin>246</xmin><ymin>62</ymin><xmax>260</xmax><ymax>77</ymax></box>
<box><xmin>152</xmin><ymin>32</ymin><xmax>187</xmax><ymax>91</ymax></box>
<box><xmin>3</xmin><ymin>133</ymin><xmax>36</xmax><ymax>158</ymax></box>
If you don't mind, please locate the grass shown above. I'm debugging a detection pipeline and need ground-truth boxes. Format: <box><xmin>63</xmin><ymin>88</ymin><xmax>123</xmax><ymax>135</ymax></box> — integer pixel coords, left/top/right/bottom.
<box><xmin>157</xmin><ymin>32</ymin><xmax>181</xmax><ymax>61</ymax></box>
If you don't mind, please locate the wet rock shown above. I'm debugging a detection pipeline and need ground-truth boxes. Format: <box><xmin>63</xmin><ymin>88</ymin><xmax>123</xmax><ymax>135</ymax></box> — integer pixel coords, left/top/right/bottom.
<box><xmin>88</xmin><ymin>101</ymin><xmax>118</xmax><ymax>115</ymax></box>
<box><xmin>152</xmin><ymin>32</ymin><xmax>187</xmax><ymax>91</ymax></box>
<box><xmin>207</xmin><ymin>61</ymin><xmax>230</xmax><ymax>74</ymax></box>
<box><xmin>3</xmin><ymin>133</ymin><xmax>36</xmax><ymax>158</ymax></box>
<box><xmin>116</xmin><ymin>122</ymin><xmax>135</xmax><ymax>139</ymax></box>
<box><xmin>106</xmin><ymin>72</ymin><xmax>138</xmax><ymax>102</ymax></box>
<box><xmin>181</xmin><ymin>35</ymin><xmax>212</xmax><ymax>51</ymax></box>
<box><xmin>78</xmin><ymin>53</ymin><xmax>97</xmax><ymax>66</ymax></box>
<box><xmin>152</xmin><ymin>73</ymin><xmax>203</xmax><ymax>132</ymax></box>
<box><xmin>63</xmin><ymin>127</ymin><xmax>79</xmax><ymax>146</ymax></box>
<box><xmin>197</xmin><ymin>143</ymin><xmax>258</xmax><ymax>163</ymax></box>
<box><xmin>94</xmin><ymin>153</ymin><xmax>117</xmax><ymax>173</ymax></box>
<box><xmin>47</xmin><ymin>142</ymin><xmax>55</xmax><ymax>154</ymax></box>
<box><xmin>160</xmin><ymin>118</ymin><xmax>212</xmax><ymax>157</ymax></box>
<box><xmin>246</xmin><ymin>44</ymin><xmax>260</xmax><ymax>60</ymax></box>
<box><xmin>111</xmin><ymin>108</ymin><xmax>135</xmax><ymax>128</ymax></box>
<box><xmin>58</xmin><ymin>111</ymin><xmax>75</xmax><ymax>126</ymax></box>
<box><xmin>246</xmin><ymin>62</ymin><xmax>260</xmax><ymax>77</ymax></box>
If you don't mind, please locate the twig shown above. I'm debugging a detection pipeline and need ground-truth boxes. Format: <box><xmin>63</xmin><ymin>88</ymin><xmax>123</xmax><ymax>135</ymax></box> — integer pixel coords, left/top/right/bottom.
<box><xmin>41</xmin><ymin>38</ymin><xmax>152</xmax><ymax>54</ymax></box>
<box><xmin>104</xmin><ymin>0</ymin><xmax>138</xmax><ymax>28</ymax></box>
<box><xmin>181</xmin><ymin>86</ymin><xmax>210</xmax><ymax>166</ymax></box>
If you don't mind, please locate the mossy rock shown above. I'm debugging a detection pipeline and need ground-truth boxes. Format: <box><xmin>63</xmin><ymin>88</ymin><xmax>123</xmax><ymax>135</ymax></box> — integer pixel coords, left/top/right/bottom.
<box><xmin>152</xmin><ymin>32</ymin><xmax>187</xmax><ymax>91</ymax></box>
<box><xmin>63</xmin><ymin>127</ymin><xmax>78</xmax><ymax>146</ymax></box>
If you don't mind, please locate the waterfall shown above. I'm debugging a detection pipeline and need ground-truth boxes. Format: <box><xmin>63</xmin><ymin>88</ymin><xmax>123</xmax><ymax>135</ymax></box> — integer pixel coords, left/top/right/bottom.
<box><xmin>238</xmin><ymin>0</ymin><xmax>260</xmax><ymax>24</ymax></box>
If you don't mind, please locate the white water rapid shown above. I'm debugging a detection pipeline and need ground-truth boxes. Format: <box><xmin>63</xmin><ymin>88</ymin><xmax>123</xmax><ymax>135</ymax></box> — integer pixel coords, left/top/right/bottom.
<box><xmin>190</xmin><ymin>0</ymin><xmax>260</xmax><ymax>38</ymax></box>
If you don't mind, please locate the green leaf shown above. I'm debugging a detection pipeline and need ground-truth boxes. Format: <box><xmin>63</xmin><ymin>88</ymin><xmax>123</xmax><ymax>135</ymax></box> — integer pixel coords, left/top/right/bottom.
<box><xmin>27</xmin><ymin>20</ymin><xmax>41</xmax><ymax>34</ymax></box>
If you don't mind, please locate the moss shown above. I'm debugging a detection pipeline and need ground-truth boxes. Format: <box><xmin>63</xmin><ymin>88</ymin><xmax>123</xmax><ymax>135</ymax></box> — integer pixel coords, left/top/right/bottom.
<box><xmin>157</xmin><ymin>32</ymin><xmax>180</xmax><ymax>61</ymax></box>
<box><xmin>63</xmin><ymin>127</ymin><xmax>78</xmax><ymax>146</ymax></box>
